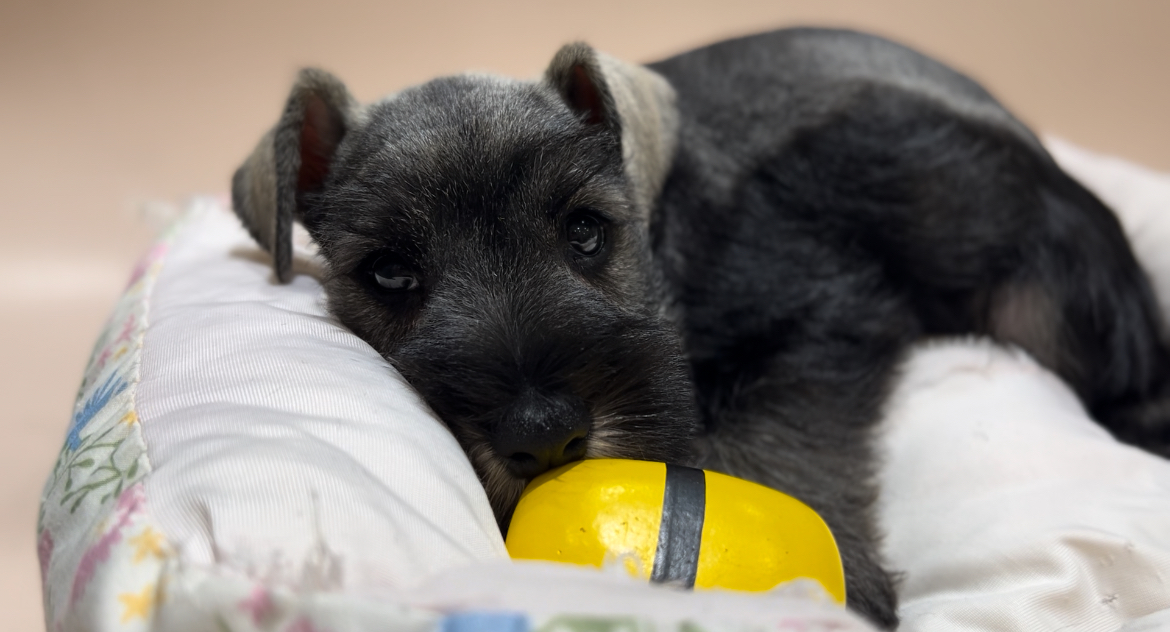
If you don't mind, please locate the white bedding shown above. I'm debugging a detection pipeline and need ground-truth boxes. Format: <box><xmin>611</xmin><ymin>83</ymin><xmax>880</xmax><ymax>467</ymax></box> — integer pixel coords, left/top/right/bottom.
<box><xmin>37</xmin><ymin>139</ymin><xmax>1170</xmax><ymax>632</ymax></box>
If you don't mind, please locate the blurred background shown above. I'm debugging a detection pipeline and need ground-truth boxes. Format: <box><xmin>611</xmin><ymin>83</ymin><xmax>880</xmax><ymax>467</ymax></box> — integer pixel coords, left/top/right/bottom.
<box><xmin>2</xmin><ymin>0</ymin><xmax>1168</xmax><ymax>628</ymax></box>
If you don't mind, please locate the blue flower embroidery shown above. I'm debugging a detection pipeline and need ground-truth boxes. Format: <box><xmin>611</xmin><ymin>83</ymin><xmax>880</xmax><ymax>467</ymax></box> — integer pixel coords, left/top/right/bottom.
<box><xmin>441</xmin><ymin>613</ymin><xmax>529</xmax><ymax>632</ymax></box>
<box><xmin>66</xmin><ymin>375</ymin><xmax>127</xmax><ymax>450</ymax></box>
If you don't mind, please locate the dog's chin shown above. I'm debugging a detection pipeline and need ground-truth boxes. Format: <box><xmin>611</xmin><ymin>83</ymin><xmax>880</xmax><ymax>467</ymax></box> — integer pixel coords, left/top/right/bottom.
<box><xmin>481</xmin><ymin>464</ymin><xmax>530</xmax><ymax>532</ymax></box>
<box><xmin>469</xmin><ymin>430</ymin><xmax>676</xmax><ymax>533</ymax></box>
<box><xmin>461</xmin><ymin>439</ymin><xmax>526</xmax><ymax>531</ymax></box>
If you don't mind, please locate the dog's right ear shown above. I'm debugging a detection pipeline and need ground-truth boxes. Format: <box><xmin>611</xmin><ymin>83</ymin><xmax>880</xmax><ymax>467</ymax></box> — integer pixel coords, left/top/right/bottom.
<box><xmin>544</xmin><ymin>44</ymin><xmax>679</xmax><ymax>218</ymax></box>
<box><xmin>232</xmin><ymin>69</ymin><xmax>359</xmax><ymax>282</ymax></box>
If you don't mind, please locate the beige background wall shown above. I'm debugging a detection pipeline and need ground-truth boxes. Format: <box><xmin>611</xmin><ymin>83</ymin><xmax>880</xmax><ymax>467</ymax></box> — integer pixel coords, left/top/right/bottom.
<box><xmin>2</xmin><ymin>1</ymin><xmax>1167</xmax><ymax>629</ymax></box>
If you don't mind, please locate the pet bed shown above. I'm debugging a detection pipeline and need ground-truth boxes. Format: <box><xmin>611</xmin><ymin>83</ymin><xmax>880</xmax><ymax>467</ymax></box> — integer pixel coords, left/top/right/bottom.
<box><xmin>38</xmin><ymin>139</ymin><xmax>1170</xmax><ymax>632</ymax></box>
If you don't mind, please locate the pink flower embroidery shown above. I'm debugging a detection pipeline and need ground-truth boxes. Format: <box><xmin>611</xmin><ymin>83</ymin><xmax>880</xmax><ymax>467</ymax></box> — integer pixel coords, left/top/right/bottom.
<box><xmin>91</xmin><ymin>313</ymin><xmax>138</xmax><ymax>375</ymax></box>
<box><xmin>38</xmin><ymin>529</ymin><xmax>54</xmax><ymax>581</ymax></box>
<box><xmin>285</xmin><ymin>616</ymin><xmax>331</xmax><ymax>632</ymax></box>
<box><xmin>115</xmin><ymin>314</ymin><xmax>137</xmax><ymax>344</ymax></box>
<box><xmin>70</xmin><ymin>484</ymin><xmax>145</xmax><ymax>605</ymax></box>
<box><xmin>125</xmin><ymin>244</ymin><xmax>168</xmax><ymax>289</ymax></box>
<box><xmin>238</xmin><ymin>586</ymin><xmax>275</xmax><ymax>625</ymax></box>
<box><xmin>93</xmin><ymin>347</ymin><xmax>113</xmax><ymax>373</ymax></box>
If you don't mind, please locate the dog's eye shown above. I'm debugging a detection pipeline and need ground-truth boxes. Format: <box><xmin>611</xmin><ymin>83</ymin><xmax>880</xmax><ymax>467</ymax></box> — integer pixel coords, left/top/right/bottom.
<box><xmin>369</xmin><ymin>255</ymin><xmax>420</xmax><ymax>292</ymax></box>
<box><xmin>566</xmin><ymin>212</ymin><xmax>605</xmax><ymax>256</ymax></box>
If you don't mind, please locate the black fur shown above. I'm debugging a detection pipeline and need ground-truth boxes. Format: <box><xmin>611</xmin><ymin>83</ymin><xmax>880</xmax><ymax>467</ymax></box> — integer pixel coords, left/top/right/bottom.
<box><xmin>233</xmin><ymin>28</ymin><xmax>1170</xmax><ymax>629</ymax></box>
<box><xmin>649</xmin><ymin>30</ymin><xmax>1170</xmax><ymax>625</ymax></box>
<box><xmin>299</xmin><ymin>74</ymin><xmax>700</xmax><ymax>525</ymax></box>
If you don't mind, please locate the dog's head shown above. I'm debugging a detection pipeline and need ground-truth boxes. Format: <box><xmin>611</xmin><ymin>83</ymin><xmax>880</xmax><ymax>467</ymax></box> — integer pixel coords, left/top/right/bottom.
<box><xmin>232</xmin><ymin>44</ymin><xmax>699</xmax><ymax>523</ymax></box>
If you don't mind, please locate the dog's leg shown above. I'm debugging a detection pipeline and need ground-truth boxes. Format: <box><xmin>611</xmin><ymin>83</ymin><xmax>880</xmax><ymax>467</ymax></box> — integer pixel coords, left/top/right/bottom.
<box><xmin>686</xmin><ymin>316</ymin><xmax>911</xmax><ymax>629</ymax></box>
<box><xmin>830</xmin><ymin>94</ymin><xmax>1170</xmax><ymax>454</ymax></box>
<box><xmin>691</xmin><ymin>345</ymin><xmax>908</xmax><ymax>629</ymax></box>
<box><xmin>662</xmin><ymin>165</ymin><xmax>917</xmax><ymax>626</ymax></box>
<box><xmin>986</xmin><ymin>169</ymin><xmax>1170</xmax><ymax>455</ymax></box>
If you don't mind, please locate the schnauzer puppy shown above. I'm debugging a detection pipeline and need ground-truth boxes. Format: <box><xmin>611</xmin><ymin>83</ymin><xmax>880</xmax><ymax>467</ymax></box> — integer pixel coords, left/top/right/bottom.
<box><xmin>232</xmin><ymin>28</ymin><xmax>1170</xmax><ymax>628</ymax></box>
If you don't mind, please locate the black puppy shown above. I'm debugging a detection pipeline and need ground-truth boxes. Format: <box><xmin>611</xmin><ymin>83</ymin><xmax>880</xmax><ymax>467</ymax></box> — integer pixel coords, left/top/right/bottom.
<box><xmin>232</xmin><ymin>28</ymin><xmax>1170</xmax><ymax>628</ymax></box>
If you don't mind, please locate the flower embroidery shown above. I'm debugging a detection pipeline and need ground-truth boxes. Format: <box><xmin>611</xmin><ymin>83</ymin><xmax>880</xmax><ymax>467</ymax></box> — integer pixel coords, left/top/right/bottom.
<box><xmin>39</xmin><ymin>206</ymin><xmax>182</xmax><ymax>631</ymax></box>
<box><xmin>70</xmin><ymin>484</ymin><xmax>144</xmax><ymax>605</ymax></box>
<box><xmin>66</xmin><ymin>375</ymin><xmax>127</xmax><ymax>451</ymax></box>
<box><xmin>115</xmin><ymin>314</ymin><xmax>137</xmax><ymax>344</ymax></box>
<box><xmin>286</xmin><ymin>616</ymin><xmax>331</xmax><ymax>632</ymax></box>
<box><xmin>238</xmin><ymin>586</ymin><xmax>275</xmax><ymax>626</ymax></box>
<box><xmin>125</xmin><ymin>243</ymin><xmax>167</xmax><ymax>290</ymax></box>
<box><xmin>51</xmin><ymin>376</ymin><xmax>143</xmax><ymax>513</ymax></box>
<box><xmin>128</xmin><ymin>527</ymin><xmax>166</xmax><ymax>563</ymax></box>
<box><xmin>117</xmin><ymin>584</ymin><xmax>155</xmax><ymax>623</ymax></box>
<box><xmin>37</xmin><ymin>529</ymin><xmax>54</xmax><ymax>581</ymax></box>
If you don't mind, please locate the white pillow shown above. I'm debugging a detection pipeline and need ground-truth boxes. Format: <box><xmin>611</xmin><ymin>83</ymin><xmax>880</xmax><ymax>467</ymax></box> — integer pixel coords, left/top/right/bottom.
<box><xmin>878</xmin><ymin>138</ymin><xmax>1170</xmax><ymax>632</ymax></box>
<box><xmin>135</xmin><ymin>206</ymin><xmax>507</xmax><ymax>590</ymax></box>
<box><xmin>878</xmin><ymin>341</ymin><xmax>1170</xmax><ymax>631</ymax></box>
<box><xmin>37</xmin><ymin>140</ymin><xmax>1170</xmax><ymax>632</ymax></box>
<box><xmin>37</xmin><ymin>200</ymin><xmax>867</xmax><ymax>631</ymax></box>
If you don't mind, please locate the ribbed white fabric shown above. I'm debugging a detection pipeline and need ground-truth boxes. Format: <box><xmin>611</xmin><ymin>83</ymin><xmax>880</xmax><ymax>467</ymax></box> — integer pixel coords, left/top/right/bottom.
<box><xmin>878</xmin><ymin>342</ymin><xmax>1170</xmax><ymax>631</ymax></box>
<box><xmin>136</xmin><ymin>203</ymin><xmax>508</xmax><ymax>592</ymax></box>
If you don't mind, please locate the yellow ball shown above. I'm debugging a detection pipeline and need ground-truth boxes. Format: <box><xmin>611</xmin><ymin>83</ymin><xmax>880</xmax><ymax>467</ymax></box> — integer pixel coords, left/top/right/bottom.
<box><xmin>505</xmin><ymin>458</ymin><xmax>846</xmax><ymax>603</ymax></box>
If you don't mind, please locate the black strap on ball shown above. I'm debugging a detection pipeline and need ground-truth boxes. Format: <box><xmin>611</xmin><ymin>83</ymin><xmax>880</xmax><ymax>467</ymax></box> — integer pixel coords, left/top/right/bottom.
<box><xmin>651</xmin><ymin>464</ymin><xmax>706</xmax><ymax>587</ymax></box>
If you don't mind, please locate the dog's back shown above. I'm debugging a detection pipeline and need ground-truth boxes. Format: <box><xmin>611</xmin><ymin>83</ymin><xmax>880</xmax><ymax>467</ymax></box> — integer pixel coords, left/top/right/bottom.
<box><xmin>647</xmin><ymin>28</ymin><xmax>1170</xmax><ymax>627</ymax></box>
<box><xmin>653</xmin><ymin>29</ymin><xmax>1039</xmax><ymax>157</ymax></box>
<box><xmin>648</xmin><ymin>28</ymin><xmax>1169</xmax><ymax>436</ymax></box>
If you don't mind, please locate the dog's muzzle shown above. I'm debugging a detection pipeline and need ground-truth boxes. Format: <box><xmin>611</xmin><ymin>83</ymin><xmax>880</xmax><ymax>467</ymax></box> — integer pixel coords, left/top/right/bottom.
<box><xmin>490</xmin><ymin>388</ymin><xmax>591</xmax><ymax>478</ymax></box>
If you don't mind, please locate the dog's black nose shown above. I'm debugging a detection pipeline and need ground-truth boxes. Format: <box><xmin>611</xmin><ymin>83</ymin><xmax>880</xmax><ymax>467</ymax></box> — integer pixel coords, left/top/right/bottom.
<box><xmin>492</xmin><ymin>389</ymin><xmax>591</xmax><ymax>478</ymax></box>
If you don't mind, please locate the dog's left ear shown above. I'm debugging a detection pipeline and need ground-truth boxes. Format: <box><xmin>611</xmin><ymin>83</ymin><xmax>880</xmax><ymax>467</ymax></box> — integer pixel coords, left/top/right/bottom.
<box><xmin>545</xmin><ymin>44</ymin><xmax>680</xmax><ymax>215</ymax></box>
<box><xmin>232</xmin><ymin>68</ymin><xmax>361</xmax><ymax>282</ymax></box>
<box><xmin>545</xmin><ymin>43</ymin><xmax>623</xmax><ymax>134</ymax></box>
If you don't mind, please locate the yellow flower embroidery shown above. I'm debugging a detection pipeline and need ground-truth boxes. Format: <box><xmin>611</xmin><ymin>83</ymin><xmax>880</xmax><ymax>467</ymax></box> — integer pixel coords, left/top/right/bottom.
<box><xmin>129</xmin><ymin>527</ymin><xmax>166</xmax><ymax>563</ymax></box>
<box><xmin>118</xmin><ymin>584</ymin><xmax>155</xmax><ymax>623</ymax></box>
<box><xmin>113</xmin><ymin>345</ymin><xmax>129</xmax><ymax>361</ymax></box>
<box><xmin>120</xmin><ymin>410</ymin><xmax>139</xmax><ymax>426</ymax></box>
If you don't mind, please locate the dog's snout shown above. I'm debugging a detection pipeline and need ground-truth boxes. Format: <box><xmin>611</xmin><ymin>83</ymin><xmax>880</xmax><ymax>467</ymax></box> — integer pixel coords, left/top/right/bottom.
<box><xmin>492</xmin><ymin>389</ymin><xmax>590</xmax><ymax>478</ymax></box>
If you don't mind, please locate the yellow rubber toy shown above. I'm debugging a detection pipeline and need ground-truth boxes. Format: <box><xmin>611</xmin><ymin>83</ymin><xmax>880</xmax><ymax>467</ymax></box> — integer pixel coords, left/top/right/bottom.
<box><xmin>505</xmin><ymin>458</ymin><xmax>845</xmax><ymax>603</ymax></box>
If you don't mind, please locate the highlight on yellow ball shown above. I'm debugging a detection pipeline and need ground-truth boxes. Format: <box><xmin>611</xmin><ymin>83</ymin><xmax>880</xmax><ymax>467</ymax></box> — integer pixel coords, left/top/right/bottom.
<box><xmin>504</xmin><ymin>458</ymin><xmax>846</xmax><ymax>604</ymax></box>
